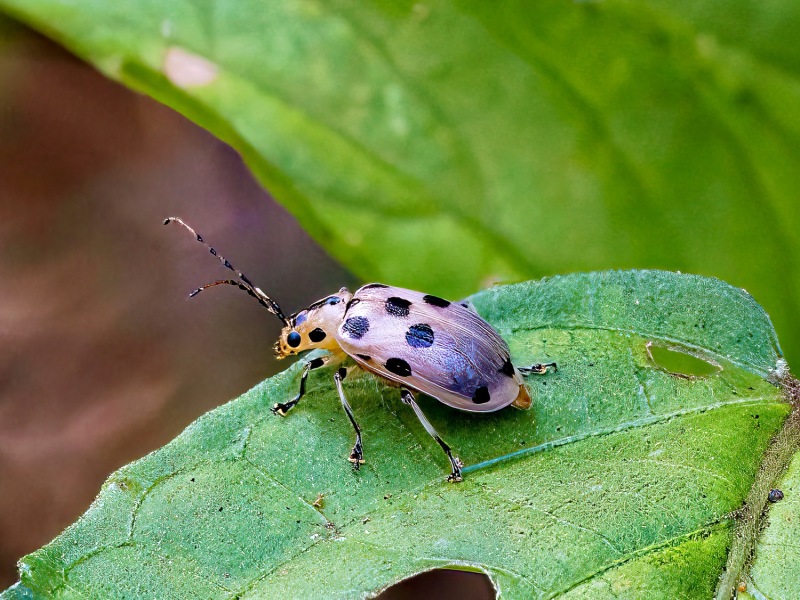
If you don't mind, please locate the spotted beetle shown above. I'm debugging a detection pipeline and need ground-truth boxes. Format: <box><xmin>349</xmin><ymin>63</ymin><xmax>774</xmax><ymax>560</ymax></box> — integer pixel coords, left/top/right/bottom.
<box><xmin>165</xmin><ymin>217</ymin><xmax>556</xmax><ymax>482</ymax></box>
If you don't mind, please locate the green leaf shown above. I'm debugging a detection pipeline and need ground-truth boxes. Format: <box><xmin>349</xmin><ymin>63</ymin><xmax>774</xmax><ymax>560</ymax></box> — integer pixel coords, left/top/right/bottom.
<box><xmin>0</xmin><ymin>583</ymin><xmax>40</xmax><ymax>600</ymax></box>
<box><xmin>1</xmin><ymin>0</ymin><xmax>800</xmax><ymax>366</ymax></box>
<box><xmin>745</xmin><ymin>409</ymin><xmax>800</xmax><ymax>599</ymax></box>
<box><xmin>2</xmin><ymin>271</ymin><xmax>793</xmax><ymax>598</ymax></box>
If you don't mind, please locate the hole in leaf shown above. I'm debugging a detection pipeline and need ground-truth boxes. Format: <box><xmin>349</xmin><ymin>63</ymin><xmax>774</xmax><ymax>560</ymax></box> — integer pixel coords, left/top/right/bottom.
<box><xmin>646</xmin><ymin>342</ymin><xmax>720</xmax><ymax>378</ymax></box>
<box><xmin>377</xmin><ymin>568</ymin><xmax>495</xmax><ymax>599</ymax></box>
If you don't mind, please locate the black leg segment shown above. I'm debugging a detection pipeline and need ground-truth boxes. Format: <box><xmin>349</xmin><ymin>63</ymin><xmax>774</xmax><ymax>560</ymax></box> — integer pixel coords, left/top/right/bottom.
<box><xmin>271</xmin><ymin>356</ymin><xmax>327</xmax><ymax>416</ymax></box>
<box><xmin>400</xmin><ymin>388</ymin><xmax>463</xmax><ymax>483</ymax></box>
<box><xmin>334</xmin><ymin>367</ymin><xmax>364</xmax><ymax>469</ymax></box>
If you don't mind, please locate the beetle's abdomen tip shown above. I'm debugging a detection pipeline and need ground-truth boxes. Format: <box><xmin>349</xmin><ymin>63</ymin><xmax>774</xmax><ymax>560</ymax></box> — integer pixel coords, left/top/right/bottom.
<box><xmin>512</xmin><ymin>385</ymin><xmax>532</xmax><ymax>410</ymax></box>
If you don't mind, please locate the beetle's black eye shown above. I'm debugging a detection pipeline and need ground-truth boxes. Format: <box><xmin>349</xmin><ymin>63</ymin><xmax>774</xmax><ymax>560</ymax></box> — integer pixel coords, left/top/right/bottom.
<box><xmin>287</xmin><ymin>331</ymin><xmax>302</xmax><ymax>348</ymax></box>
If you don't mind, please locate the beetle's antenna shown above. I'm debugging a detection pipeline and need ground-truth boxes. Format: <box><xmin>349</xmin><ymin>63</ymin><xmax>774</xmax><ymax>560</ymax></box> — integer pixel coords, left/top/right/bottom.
<box><xmin>164</xmin><ymin>217</ymin><xmax>290</xmax><ymax>325</ymax></box>
<box><xmin>188</xmin><ymin>278</ymin><xmax>288</xmax><ymax>316</ymax></box>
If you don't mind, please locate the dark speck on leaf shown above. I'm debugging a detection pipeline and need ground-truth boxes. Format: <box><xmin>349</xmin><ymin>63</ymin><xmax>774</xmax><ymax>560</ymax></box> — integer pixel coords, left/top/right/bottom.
<box><xmin>768</xmin><ymin>489</ymin><xmax>784</xmax><ymax>503</ymax></box>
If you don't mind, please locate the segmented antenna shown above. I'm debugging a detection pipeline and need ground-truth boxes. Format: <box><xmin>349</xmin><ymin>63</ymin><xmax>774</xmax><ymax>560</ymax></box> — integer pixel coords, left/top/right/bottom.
<box><xmin>164</xmin><ymin>217</ymin><xmax>289</xmax><ymax>325</ymax></box>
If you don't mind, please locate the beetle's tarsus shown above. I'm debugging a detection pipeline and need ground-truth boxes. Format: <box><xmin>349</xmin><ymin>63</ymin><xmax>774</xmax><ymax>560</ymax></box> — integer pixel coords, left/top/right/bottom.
<box><xmin>348</xmin><ymin>440</ymin><xmax>365</xmax><ymax>469</ymax></box>
<box><xmin>447</xmin><ymin>456</ymin><xmax>464</xmax><ymax>483</ymax></box>
<box><xmin>519</xmin><ymin>362</ymin><xmax>558</xmax><ymax>376</ymax></box>
<box><xmin>271</xmin><ymin>402</ymin><xmax>292</xmax><ymax>416</ymax></box>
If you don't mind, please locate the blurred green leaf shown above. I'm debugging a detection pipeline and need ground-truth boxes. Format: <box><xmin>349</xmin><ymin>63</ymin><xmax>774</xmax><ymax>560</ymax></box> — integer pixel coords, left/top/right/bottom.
<box><xmin>2</xmin><ymin>271</ymin><xmax>793</xmax><ymax>598</ymax></box>
<box><xmin>1</xmin><ymin>0</ymin><xmax>799</xmax><ymax>366</ymax></box>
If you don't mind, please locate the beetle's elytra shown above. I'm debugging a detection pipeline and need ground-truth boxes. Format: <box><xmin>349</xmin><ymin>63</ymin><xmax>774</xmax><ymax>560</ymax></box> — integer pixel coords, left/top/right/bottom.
<box><xmin>165</xmin><ymin>217</ymin><xmax>556</xmax><ymax>482</ymax></box>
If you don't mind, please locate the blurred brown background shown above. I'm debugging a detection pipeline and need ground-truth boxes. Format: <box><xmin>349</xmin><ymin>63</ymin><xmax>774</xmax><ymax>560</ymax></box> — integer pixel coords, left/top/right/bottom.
<box><xmin>0</xmin><ymin>24</ymin><xmax>493</xmax><ymax>598</ymax></box>
<box><xmin>0</xmin><ymin>22</ymin><xmax>350</xmax><ymax>586</ymax></box>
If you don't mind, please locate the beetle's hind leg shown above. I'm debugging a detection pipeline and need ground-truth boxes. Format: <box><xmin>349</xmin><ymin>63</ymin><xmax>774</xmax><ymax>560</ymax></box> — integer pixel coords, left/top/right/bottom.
<box><xmin>400</xmin><ymin>389</ymin><xmax>463</xmax><ymax>483</ymax></box>
<box><xmin>519</xmin><ymin>362</ymin><xmax>558</xmax><ymax>375</ymax></box>
<box><xmin>271</xmin><ymin>356</ymin><xmax>329</xmax><ymax>416</ymax></box>
<box><xmin>334</xmin><ymin>367</ymin><xmax>365</xmax><ymax>469</ymax></box>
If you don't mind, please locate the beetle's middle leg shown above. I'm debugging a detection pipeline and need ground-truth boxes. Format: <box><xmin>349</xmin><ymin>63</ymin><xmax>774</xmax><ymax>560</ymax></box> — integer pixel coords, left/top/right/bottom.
<box><xmin>334</xmin><ymin>367</ymin><xmax>365</xmax><ymax>469</ymax></box>
<box><xmin>271</xmin><ymin>356</ymin><xmax>329</xmax><ymax>416</ymax></box>
<box><xmin>400</xmin><ymin>388</ymin><xmax>463</xmax><ymax>483</ymax></box>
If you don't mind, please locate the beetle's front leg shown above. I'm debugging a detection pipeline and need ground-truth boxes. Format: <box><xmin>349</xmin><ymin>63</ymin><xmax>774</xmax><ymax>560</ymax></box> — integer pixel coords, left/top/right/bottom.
<box><xmin>271</xmin><ymin>356</ymin><xmax>329</xmax><ymax>416</ymax></box>
<box><xmin>333</xmin><ymin>367</ymin><xmax>365</xmax><ymax>469</ymax></box>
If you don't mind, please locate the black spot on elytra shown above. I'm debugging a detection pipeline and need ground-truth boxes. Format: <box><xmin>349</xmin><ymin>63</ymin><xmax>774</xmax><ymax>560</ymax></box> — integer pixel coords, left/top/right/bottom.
<box><xmin>345</xmin><ymin>297</ymin><xmax>361</xmax><ymax>312</ymax></box>
<box><xmin>287</xmin><ymin>331</ymin><xmax>301</xmax><ymax>348</ymax></box>
<box><xmin>385</xmin><ymin>296</ymin><xmax>411</xmax><ymax>317</ymax></box>
<box><xmin>406</xmin><ymin>323</ymin><xmax>434</xmax><ymax>348</ymax></box>
<box><xmin>309</xmin><ymin>328</ymin><xmax>327</xmax><ymax>343</ymax></box>
<box><xmin>355</xmin><ymin>354</ymin><xmax>371</xmax><ymax>361</ymax></box>
<box><xmin>499</xmin><ymin>358</ymin><xmax>515</xmax><ymax>377</ymax></box>
<box><xmin>361</xmin><ymin>283</ymin><xmax>389</xmax><ymax>290</ymax></box>
<box><xmin>385</xmin><ymin>358</ymin><xmax>412</xmax><ymax>377</ymax></box>
<box><xmin>342</xmin><ymin>316</ymin><xmax>369</xmax><ymax>339</ymax></box>
<box><xmin>472</xmin><ymin>385</ymin><xmax>491</xmax><ymax>404</ymax></box>
<box><xmin>423</xmin><ymin>294</ymin><xmax>450</xmax><ymax>308</ymax></box>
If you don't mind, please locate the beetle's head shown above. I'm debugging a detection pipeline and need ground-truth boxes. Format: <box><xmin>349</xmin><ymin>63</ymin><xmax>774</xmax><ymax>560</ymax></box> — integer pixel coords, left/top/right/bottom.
<box><xmin>275</xmin><ymin>287</ymin><xmax>352</xmax><ymax>359</ymax></box>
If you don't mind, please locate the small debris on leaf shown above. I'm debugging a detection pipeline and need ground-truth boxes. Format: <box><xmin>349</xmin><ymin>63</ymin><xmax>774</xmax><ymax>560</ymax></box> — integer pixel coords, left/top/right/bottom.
<box><xmin>768</xmin><ymin>489</ymin><xmax>784</xmax><ymax>503</ymax></box>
